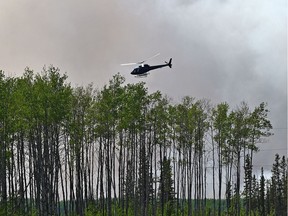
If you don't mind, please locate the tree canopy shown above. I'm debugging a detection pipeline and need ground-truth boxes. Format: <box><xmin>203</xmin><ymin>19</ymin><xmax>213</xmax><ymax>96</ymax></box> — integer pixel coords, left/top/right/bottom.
<box><xmin>0</xmin><ymin>67</ymin><xmax>286</xmax><ymax>216</ymax></box>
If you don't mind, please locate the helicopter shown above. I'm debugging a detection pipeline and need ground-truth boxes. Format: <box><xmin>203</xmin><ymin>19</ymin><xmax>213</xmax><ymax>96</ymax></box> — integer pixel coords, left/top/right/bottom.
<box><xmin>121</xmin><ymin>53</ymin><xmax>172</xmax><ymax>77</ymax></box>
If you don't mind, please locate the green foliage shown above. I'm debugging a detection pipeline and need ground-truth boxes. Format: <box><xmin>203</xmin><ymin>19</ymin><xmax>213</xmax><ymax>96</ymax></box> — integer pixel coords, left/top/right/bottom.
<box><xmin>159</xmin><ymin>157</ymin><xmax>174</xmax><ymax>202</ymax></box>
<box><xmin>0</xmin><ymin>69</ymin><xmax>284</xmax><ymax>216</ymax></box>
<box><xmin>268</xmin><ymin>154</ymin><xmax>288</xmax><ymax>216</ymax></box>
<box><xmin>243</xmin><ymin>155</ymin><xmax>253</xmax><ymax>213</ymax></box>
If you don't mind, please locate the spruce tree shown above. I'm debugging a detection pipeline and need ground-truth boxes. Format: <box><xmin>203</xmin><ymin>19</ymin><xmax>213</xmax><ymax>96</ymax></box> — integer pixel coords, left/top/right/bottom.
<box><xmin>271</xmin><ymin>154</ymin><xmax>280</xmax><ymax>214</ymax></box>
<box><xmin>259</xmin><ymin>167</ymin><xmax>266</xmax><ymax>215</ymax></box>
<box><xmin>243</xmin><ymin>155</ymin><xmax>253</xmax><ymax>215</ymax></box>
<box><xmin>158</xmin><ymin>156</ymin><xmax>174</xmax><ymax>216</ymax></box>
<box><xmin>279</xmin><ymin>156</ymin><xmax>287</xmax><ymax>215</ymax></box>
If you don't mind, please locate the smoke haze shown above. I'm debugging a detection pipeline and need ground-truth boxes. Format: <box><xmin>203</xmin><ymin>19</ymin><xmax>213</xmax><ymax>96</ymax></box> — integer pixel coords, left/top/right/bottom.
<box><xmin>0</xmin><ymin>0</ymin><xmax>286</xmax><ymax>169</ymax></box>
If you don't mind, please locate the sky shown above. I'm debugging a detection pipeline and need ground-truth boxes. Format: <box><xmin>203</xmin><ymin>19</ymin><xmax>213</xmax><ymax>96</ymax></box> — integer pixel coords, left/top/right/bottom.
<box><xmin>0</xmin><ymin>0</ymin><xmax>287</xmax><ymax>171</ymax></box>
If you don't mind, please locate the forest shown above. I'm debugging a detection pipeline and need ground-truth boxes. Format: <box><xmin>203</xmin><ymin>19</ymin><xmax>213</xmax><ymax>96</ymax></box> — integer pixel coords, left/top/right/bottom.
<box><xmin>0</xmin><ymin>66</ymin><xmax>287</xmax><ymax>216</ymax></box>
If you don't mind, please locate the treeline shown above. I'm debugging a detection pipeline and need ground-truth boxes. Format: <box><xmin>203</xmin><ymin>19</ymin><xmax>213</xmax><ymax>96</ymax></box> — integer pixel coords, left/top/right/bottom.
<box><xmin>0</xmin><ymin>67</ymin><xmax>286</xmax><ymax>216</ymax></box>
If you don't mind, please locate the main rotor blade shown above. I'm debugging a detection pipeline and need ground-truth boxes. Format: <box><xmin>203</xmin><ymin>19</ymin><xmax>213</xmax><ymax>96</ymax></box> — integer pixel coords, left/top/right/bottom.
<box><xmin>143</xmin><ymin>53</ymin><xmax>160</xmax><ymax>62</ymax></box>
<box><xmin>121</xmin><ymin>53</ymin><xmax>160</xmax><ymax>66</ymax></box>
<box><xmin>121</xmin><ymin>62</ymin><xmax>138</xmax><ymax>66</ymax></box>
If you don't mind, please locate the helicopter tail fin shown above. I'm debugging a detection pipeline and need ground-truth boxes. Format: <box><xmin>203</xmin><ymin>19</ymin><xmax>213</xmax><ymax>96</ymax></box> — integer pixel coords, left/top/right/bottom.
<box><xmin>168</xmin><ymin>58</ymin><xmax>172</xmax><ymax>68</ymax></box>
<box><xmin>165</xmin><ymin>58</ymin><xmax>172</xmax><ymax>68</ymax></box>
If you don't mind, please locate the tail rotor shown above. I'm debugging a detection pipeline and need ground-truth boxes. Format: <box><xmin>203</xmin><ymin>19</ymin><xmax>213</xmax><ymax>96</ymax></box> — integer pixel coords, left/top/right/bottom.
<box><xmin>165</xmin><ymin>58</ymin><xmax>172</xmax><ymax>68</ymax></box>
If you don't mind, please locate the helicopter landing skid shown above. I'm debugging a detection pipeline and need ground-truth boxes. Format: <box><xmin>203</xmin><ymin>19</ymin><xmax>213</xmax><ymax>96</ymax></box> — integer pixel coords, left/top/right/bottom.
<box><xmin>135</xmin><ymin>73</ymin><xmax>149</xmax><ymax>78</ymax></box>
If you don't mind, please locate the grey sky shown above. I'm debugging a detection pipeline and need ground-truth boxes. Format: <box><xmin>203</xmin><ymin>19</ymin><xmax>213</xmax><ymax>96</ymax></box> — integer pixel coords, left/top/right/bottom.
<box><xmin>0</xmin><ymin>0</ymin><xmax>287</xmax><ymax>169</ymax></box>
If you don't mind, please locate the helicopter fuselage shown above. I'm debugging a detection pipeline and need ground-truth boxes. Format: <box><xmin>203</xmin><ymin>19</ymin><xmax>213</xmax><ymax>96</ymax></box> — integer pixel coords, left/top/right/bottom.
<box><xmin>131</xmin><ymin>58</ymin><xmax>172</xmax><ymax>76</ymax></box>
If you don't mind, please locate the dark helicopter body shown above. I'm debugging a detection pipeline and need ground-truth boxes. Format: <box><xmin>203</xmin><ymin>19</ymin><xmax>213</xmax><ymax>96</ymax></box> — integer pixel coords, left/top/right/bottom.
<box><xmin>131</xmin><ymin>58</ymin><xmax>172</xmax><ymax>76</ymax></box>
<box><xmin>121</xmin><ymin>53</ymin><xmax>172</xmax><ymax>77</ymax></box>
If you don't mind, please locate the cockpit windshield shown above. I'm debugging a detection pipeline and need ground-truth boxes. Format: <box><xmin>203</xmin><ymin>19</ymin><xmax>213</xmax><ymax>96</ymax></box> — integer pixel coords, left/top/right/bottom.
<box><xmin>131</xmin><ymin>68</ymin><xmax>139</xmax><ymax>74</ymax></box>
